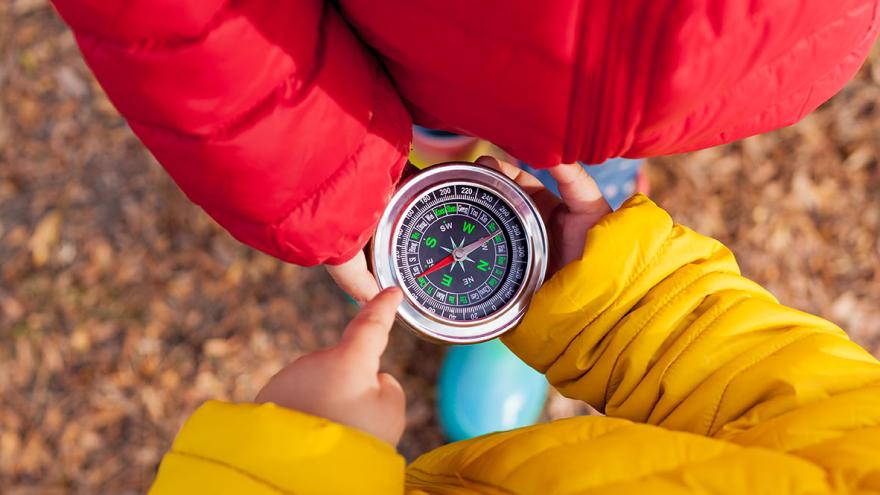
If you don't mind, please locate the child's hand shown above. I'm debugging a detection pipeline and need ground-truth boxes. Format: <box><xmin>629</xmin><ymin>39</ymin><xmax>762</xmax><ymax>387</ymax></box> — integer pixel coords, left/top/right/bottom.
<box><xmin>325</xmin><ymin>252</ymin><xmax>380</xmax><ymax>305</ymax></box>
<box><xmin>475</xmin><ymin>156</ymin><xmax>612</xmax><ymax>277</ymax></box>
<box><xmin>255</xmin><ymin>288</ymin><xmax>406</xmax><ymax>445</ymax></box>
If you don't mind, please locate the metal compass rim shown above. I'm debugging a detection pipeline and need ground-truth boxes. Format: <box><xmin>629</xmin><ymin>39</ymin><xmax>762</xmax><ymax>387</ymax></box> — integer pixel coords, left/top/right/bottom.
<box><xmin>372</xmin><ymin>162</ymin><xmax>548</xmax><ymax>344</ymax></box>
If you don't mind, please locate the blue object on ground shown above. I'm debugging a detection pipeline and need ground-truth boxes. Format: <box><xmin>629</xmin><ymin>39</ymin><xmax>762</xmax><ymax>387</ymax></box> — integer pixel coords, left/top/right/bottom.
<box><xmin>437</xmin><ymin>339</ymin><xmax>548</xmax><ymax>442</ymax></box>
<box><xmin>520</xmin><ymin>158</ymin><xmax>643</xmax><ymax>210</ymax></box>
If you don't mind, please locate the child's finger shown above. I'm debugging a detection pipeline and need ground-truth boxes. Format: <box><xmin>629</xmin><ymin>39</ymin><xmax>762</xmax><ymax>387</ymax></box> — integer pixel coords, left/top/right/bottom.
<box><xmin>475</xmin><ymin>156</ymin><xmax>560</xmax><ymax>218</ymax></box>
<box><xmin>339</xmin><ymin>288</ymin><xmax>403</xmax><ymax>366</ymax></box>
<box><xmin>548</xmin><ymin>163</ymin><xmax>610</xmax><ymax>215</ymax></box>
<box><xmin>476</xmin><ymin>155</ymin><xmax>545</xmax><ymax>194</ymax></box>
<box><xmin>326</xmin><ymin>251</ymin><xmax>380</xmax><ymax>304</ymax></box>
<box><xmin>378</xmin><ymin>372</ymin><xmax>405</xmax><ymax>405</ymax></box>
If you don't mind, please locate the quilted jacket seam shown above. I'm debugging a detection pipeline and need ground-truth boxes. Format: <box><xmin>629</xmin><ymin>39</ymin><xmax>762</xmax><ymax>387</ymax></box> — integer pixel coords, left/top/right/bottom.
<box><xmin>663</xmin><ymin>291</ymin><xmax>846</xmax><ymax>397</ymax></box>
<box><xmin>498</xmin><ymin>423</ymin><xmax>642</xmax><ymax>485</ymax></box>
<box><xmin>680</xmin><ymin>0</ymin><xmax>801</xmax><ymax>70</ymax></box>
<box><xmin>561</xmin><ymin>0</ymin><xmax>590</xmax><ymax>160</ymax></box>
<box><xmin>594</xmin><ymin>447</ymin><xmax>832</xmax><ymax>492</ymax></box>
<box><xmin>650</xmin><ymin>293</ymin><xmax>754</xmax><ymax>426</ymax></box>
<box><xmin>120</xmin><ymin>4</ymin><xmax>330</xmax><ymax>141</ymax></box>
<box><xmin>545</xmin><ymin>220</ymin><xmax>676</xmax><ymax>381</ymax></box>
<box><xmin>715</xmin><ymin>0</ymin><xmax>880</xmax><ymax>138</ymax></box>
<box><xmin>659</xmin><ymin>293</ymin><xmax>753</xmax><ymax>386</ymax></box>
<box><xmin>731</xmin><ymin>382</ymin><xmax>880</xmax><ymax>451</ymax></box>
<box><xmin>405</xmin><ymin>467</ymin><xmax>515</xmax><ymax>494</ymax></box>
<box><xmin>646</xmin><ymin>0</ymin><xmax>877</xmax><ymax>142</ymax></box>
<box><xmin>411</xmin><ymin>419</ymin><xmax>636</xmax><ymax>489</ymax></box>
<box><xmin>582</xmin><ymin>2</ymin><xmax>617</xmax><ymax>162</ymax></box>
<box><xmin>705</xmin><ymin>332</ymin><xmax>822</xmax><ymax>436</ymax></box>
<box><xmin>166</xmin><ymin>449</ymin><xmax>289</xmax><ymax>494</ymax></box>
<box><xmin>629</xmin><ymin>0</ymin><xmax>671</xmax><ymax>158</ymax></box>
<box><xmin>269</xmin><ymin>132</ymin><xmax>370</xmax><ymax>229</ymax></box>
<box><xmin>603</xmin><ymin>268</ymin><xmax>742</xmax><ymax>407</ymax></box>
<box><xmin>265</xmin><ymin>74</ymin><xmax>389</xmax><ymax>234</ymax></box>
<box><xmin>70</xmin><ymin>0</ymin><xmax>233</xmax><ymax>49</ymax></box>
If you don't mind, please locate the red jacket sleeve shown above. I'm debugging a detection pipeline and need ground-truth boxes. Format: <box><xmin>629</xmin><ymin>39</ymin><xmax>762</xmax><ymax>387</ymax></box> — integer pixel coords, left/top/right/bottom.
<box><xmin>51</xmin><ymin>0</ymin><xmax>412</xmax><ymax>266</ymax></box>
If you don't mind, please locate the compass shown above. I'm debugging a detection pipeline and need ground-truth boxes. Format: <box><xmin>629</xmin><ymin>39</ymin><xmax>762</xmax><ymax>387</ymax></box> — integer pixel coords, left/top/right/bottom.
<box><xmin>372</xmin><ymin>162</ymin><xmax>548</xmax><ymax>344</ymax></box>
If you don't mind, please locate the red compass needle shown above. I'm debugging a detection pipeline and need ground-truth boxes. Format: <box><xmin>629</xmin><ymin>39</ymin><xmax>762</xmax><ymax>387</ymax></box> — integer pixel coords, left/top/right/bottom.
<box><xmin>415</xmin><ymin>254</ymin><xmax>455</xmax><ymax>279</ymax></box>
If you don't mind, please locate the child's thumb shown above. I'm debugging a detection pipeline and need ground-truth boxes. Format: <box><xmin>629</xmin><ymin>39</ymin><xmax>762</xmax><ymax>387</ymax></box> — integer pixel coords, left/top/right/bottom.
<box><xmin>339</xmin><ymin>288</ymin><xmax>403</xmax><ymax>367</ymax></box>
<box><xmin>549</xmin><ymin>163</ymin><xmax>610</xmax><ymax>215</ymax></box>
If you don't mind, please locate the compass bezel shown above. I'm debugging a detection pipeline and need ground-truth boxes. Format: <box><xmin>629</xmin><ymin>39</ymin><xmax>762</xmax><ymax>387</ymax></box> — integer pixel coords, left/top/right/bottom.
<box><xmin>372</xmin><ymin>162</ymin><xmax>548</xmax><ymax>344</ymax></box>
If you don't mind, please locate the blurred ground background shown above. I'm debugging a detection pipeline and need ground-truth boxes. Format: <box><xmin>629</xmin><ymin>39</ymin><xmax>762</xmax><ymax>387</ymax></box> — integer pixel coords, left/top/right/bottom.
<box><xmin>1</xmin><ymin>2</ymin><xmax>879</xmax><ymax>494</ymax></box>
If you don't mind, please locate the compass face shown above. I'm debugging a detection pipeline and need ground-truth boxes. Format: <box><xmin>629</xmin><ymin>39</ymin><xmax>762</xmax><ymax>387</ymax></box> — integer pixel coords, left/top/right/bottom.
<box><xmin>393</xmin><ymin>182</ymin><xmax>529</xmax><ymax>323</ymax></box>
<box><xmin>372</xmin><ymin>162</ymin><xmax>547</xmax><ymax>344</ymax></box>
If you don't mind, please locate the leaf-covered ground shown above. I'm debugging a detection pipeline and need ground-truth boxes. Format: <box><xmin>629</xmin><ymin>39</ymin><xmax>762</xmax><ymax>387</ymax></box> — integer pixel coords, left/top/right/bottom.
<box><xmin>1</xmin><ymin>3</ymin><xmax>878</xmax><ymax>493</ymax></box>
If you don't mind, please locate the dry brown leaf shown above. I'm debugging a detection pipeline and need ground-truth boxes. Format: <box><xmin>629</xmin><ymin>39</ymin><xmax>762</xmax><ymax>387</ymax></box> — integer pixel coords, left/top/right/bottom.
<box><xmin>5</xmin><ymin>225</ymin><xmax>29</xmax><ymax>248</ymax></box>
<box><xmin>1</xmin><ymin>296</ymin><xmax>25</xmax><ymax>321</ymax></box>
<box><xmin>28</xmin><ymin>210</ymin><xmax>62</xmax><ymax>267</ymax></box>
<box><xmin>12</xmin><ymin>0</ymin><xmax>47</xmax><ymax>15</ymax></box>
<box><xmin>0</xmin><ymin>431</ymin><xmax>21</xmax><ymax>472</ymax></box>
<box><xmin>17</xmin><ymin>434</ymin><xmax>50</xmax><ymax>474</ymax></box>
<box><xmin>203</xmin><ymin>338</ymin><xmax>230</xmax><ymax>358</ymax></box>
<box><xmin>70</xmin><ymin>327</ymin><xmax>91</xmax><ymax>352</ymax></box>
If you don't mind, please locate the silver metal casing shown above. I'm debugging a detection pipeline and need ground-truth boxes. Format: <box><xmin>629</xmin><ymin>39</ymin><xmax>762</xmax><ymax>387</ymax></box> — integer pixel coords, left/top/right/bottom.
<box><xmin>371</xmin><ymin>162</ymin><xmax>548</xmax><ymax>344</ymax></box>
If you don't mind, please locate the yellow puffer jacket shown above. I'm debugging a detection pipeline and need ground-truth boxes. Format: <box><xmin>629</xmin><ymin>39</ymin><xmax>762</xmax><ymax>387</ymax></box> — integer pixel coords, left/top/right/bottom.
<box><xmin>149</xmin><ymin>196</ymin><xmax>880</xmax><ymax>495</ymax></box>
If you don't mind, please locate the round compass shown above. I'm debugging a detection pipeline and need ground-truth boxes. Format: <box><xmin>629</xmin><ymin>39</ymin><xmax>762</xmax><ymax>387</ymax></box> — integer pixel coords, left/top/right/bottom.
<box><xmin>372</xmin><ymin>162</ymin><xmax>548</xmax><ymax>344</ymax></box>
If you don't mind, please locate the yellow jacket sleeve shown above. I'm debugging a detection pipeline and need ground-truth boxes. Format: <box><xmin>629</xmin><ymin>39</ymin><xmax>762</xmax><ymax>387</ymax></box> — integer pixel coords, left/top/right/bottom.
<box><xmin>504</xmin><ymin>194</ymin><xmax>880</xmax><ymax>443</ymax></box>
<box><xmin>148</xmin><ymin>401</ymin><xmax>404</xmax><ymax>495</ymax></box>
<box><xmin>409</xmin><ymin>195</ymin><xmax>880</xmax><ymax>494</ymax></box>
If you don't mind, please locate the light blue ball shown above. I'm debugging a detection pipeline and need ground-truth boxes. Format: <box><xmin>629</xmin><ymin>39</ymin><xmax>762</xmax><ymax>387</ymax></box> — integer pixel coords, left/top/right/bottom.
<box><xmin>437</xmin><ymin>338</ymin><xmax>548</xmax><ymax>442</ymax></box>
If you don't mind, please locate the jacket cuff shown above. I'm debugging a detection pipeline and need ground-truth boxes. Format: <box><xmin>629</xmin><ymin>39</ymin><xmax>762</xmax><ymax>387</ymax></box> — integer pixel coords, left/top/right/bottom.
<box><xmin>150</xmin><ymin>401</ymin><xmax>404</xmax><ymax>495</ymax></box>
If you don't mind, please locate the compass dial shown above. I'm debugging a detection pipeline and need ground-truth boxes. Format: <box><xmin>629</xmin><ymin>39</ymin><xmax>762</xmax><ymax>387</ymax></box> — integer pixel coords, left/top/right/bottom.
<box><xmin>394</xmin><ymin>183</ymin><xmax>529</xmax><ymax>323</ymax></box>
<box><xmin>372</xmin><ymin>162</ymin><xmax>547</xmax><ymax>344</ymax></box>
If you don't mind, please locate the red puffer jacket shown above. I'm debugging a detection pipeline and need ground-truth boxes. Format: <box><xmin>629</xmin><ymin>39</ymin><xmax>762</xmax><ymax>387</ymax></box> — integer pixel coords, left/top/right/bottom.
<box><xmin>52</xmin><ymin>0</ymin><xmax>879</xmax><ymax>266</ymax></box>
